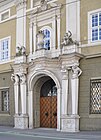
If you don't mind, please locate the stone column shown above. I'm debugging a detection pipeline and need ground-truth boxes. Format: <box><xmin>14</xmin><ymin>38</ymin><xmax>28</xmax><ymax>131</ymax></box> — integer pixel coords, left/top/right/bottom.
<box><xmin>28</xmin><ymin>90</ymin><xmax>33</xmax><ymax>129</ymax></box>
<box><xmin>15</xmin><ymin>73</ymin><xmax>28</xmax><ymax>129</ymax></box>
<box><xmin>20</xmin><ymin>73</ymin><xmax>27</xmax><ymax>115</ymax></box>
<box><xmin>61</xmin><ymin>66</ymin><xmax>69</xmax><ymax>115</ymax></box>
<box><xmin>11</xmin><ymin>74</ymin><xmax>19</xmax><ymax>115</ymax></box>
<box><xmin>57</xmin><ymin>88</ymin><xmax>62</xmax><ymax>131</ymax></box>
<box><xmin>71</xmin><ymin>65</ymin><xmax>82</xmax><ymax>115</ymax></box>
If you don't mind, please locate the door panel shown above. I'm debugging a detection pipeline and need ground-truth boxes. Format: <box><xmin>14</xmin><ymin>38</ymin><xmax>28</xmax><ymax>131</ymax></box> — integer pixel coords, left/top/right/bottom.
<box><xmin>51</xmin><ymin>96</ymin><xmax>57</xmax><ymax>128</ymax></box>
<box><xmin>40</xmin><ymin>96</ymin><xmax>57</xmax><ymax>128</ymax></box>
<box><xmin>40</xmin><ymin>97</ymin><xmax>50</xmax><ymax>128</ymax></box>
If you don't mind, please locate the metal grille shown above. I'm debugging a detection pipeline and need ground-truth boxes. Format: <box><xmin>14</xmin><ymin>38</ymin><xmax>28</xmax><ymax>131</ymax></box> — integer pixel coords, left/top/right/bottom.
<box><xmin>90</xmin><ymin>79</ymin><xmax>101</xmax><ymax>114</ymax></box>
<box><xmin>1</xmin><ymin>90</ymin><xmax>9</xmax><ymax>111</ymax></box>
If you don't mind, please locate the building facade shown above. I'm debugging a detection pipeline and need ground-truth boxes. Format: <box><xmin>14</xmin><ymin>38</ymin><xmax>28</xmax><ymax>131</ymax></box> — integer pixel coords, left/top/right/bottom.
<box><xmin>0</xmin><ymin>0</ymin><xmax>101</xmax><ymax>132</ymax></box>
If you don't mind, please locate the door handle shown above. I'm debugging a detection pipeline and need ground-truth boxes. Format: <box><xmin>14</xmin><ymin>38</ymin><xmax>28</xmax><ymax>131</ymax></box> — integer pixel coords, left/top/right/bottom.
<box><xmin>45</xmin><ymin>112</ymin><xmax>48</xmax><ymax>116</ymax></box>
<box><xmin>53</xmin><ymin>112</ymin><xmax>57</xmax><ymax>116</ymax></box>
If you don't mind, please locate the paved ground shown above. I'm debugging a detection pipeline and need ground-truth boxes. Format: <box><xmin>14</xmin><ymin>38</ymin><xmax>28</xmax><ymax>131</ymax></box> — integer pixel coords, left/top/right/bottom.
<box><xmin>0</xmin><ymin>126</ymin><xmax>101</xmax><ymax>140</ymax></box>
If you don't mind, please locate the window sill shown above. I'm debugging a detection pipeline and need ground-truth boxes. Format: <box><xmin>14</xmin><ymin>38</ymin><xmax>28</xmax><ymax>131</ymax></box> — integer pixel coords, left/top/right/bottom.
<box><xmin>89</xmin><ymin>114</ymin><xmax>101</xmax><ymax>118</ymax></box>
<box><xmin>81</xmin><ymin>41</ymin><xmax>101</xmax><ymax>47</ymax></box>
<box><xmin>0</xmin><ymin>59</ymin><xmax>14</xmax><ymax>64</ymax></box>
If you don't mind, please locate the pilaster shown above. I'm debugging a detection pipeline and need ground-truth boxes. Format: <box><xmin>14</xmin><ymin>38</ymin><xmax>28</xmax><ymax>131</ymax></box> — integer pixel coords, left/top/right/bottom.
<box><xmin>15</xmin><ymin>0</ymin><xmax>27</xmax><ymax>52</ymax></box>
<box><xmin>61</xmin><ymin>66</ymin><xmax>69</xmax><ymax>115</ymax></box>
<box><xmin>11</xmin><ymin>63</ymin><xmax>28</xmax><ymax>129</ymax></box>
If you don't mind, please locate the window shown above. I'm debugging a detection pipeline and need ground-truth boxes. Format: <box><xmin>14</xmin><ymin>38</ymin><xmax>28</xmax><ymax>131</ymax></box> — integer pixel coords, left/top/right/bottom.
<box><xmin>89</xmin><ymin>10</ymin><xmax>101</xmax><ymax>43</ymax></box>
<box><xmin>90</xmin><ymin>79</ymin><xmax>101</xmax><ymax>114</ymax></box>
<box><xmin>1</xmin><ymin>89</ymin><xmax>9</xmax><ymax>112</ymax></box>
<box><xmin>43</xmin><ymin>29</ymin><xmax>51</xmax><ymax>50</ymax></box>
<box><xmin>0</xmin><ymin>37</ymin><xmax>10</xmax><ymax>62</ymax></box>
<box><xmin>1</xmin><ymin>11</ymin><xmax>9</xmax><ymax>21</ymax></box>
<box><xmin>0</xmin><ymin>10</ymin><xmax>10</xmax><ymax>22</ymax></box>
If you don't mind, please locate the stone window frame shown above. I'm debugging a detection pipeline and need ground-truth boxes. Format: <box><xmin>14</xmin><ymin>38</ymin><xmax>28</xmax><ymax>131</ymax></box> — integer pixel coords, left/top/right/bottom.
<box><xmin>0</xmin><ymin>88</ymin><xmax>10</xmax><ymax>114</ymax></box>
<box><xmin>0</xmin><ymin>36</ymin><xmax>11</xmax><ymax>64</ymax></box>
<box><xmin>88</xmin><ymin>8</ymin><xmax>101</xmax><ymax>46</ymax></box>
<box><xmin>0</xmin><ymin>9</ymin><xmax>10</xmax><ymax>23</ymax></box>
<box><xmin>90</xmin><ymin>78</ymin><xmax>101</xmax><ymax>116</ymax></box>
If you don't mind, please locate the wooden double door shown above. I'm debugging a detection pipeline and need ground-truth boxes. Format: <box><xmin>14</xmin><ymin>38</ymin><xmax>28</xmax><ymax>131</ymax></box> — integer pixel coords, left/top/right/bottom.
<box><xmin>40</xmin><ymin>96</ymin><xmax>57</xmax><ymax>128</ymax></box>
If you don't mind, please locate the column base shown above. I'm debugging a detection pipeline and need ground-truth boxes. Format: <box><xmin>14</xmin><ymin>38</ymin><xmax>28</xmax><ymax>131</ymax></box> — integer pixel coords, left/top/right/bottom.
<box><xmin>14</xmin><ymin>114</ymin><xmax>28</xmax><ymax>129</ymax></box>
<box><xmin>61</xmin><ymin>115</ymin><xmax>80</xmax><ymax>132</ymax></box>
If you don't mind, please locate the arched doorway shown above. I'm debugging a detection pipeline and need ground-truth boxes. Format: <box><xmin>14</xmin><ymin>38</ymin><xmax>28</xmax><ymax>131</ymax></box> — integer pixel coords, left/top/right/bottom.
<box><xmin>40</xmin><ymin>79</ymin><xmax>57</xmax><ymax>128</ymax></box>
<box><xmin>28</xmin><ymin>70</ymin><xmax>61</xmax><ymax>130</ymax></box>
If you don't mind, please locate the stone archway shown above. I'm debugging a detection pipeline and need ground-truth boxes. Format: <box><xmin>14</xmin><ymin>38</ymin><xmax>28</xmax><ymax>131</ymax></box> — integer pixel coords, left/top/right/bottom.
<box><xmin>28</xmin><ymin>70</ymin><xmax>61</xmax><ymax>130</ymax></box>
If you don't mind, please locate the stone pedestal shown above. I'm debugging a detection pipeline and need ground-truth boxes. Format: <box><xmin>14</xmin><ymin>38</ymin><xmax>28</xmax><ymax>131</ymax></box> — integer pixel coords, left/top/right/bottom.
<box><xmin>14</xmin><ymin>114</ymin><xmax>28</xmax><ymax>129</ymax></box>
<box><xmin>15</xmin><ymin>55</ymin><xmax>26</xmax><ymax>64</ymax></box>
<box><xmin>61</xmin><ymin>115</ymin><xmax>80</xmax><ymax>132</ymax></box>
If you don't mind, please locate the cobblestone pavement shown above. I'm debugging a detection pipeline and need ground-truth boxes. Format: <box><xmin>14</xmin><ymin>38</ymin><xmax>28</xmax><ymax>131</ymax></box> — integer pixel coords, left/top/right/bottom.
<box><xmin>0</xmin><ymin>126</ymin><xmax>101</xmax><ymax>140</ymax></box>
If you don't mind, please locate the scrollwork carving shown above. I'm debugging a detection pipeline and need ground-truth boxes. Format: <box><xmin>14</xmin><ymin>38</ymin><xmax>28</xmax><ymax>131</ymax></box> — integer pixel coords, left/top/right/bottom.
<box><xmin>11</xmin><ymin>74</ymin><xmax>20</xmax><ymax>84</ymax></box>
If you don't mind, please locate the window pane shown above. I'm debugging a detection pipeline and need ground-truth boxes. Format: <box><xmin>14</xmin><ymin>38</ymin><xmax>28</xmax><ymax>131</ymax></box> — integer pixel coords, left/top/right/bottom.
<box><xmin>43</xmin><ymin>29</ymin><xmax>50</xmax><ymax>50</ymax></box>
<box><xmin>0</xmin><ymin>39</ymin><xmax>9</xmax><ymax>60</ymax></box>
<box><xmin>99</xmin><ymin>13</ymin><xmax>101</xmax><ymax>25</ymax></box>
<box><xmin>90</xmin><ymin>79</ymin><xmax>101</xmax><ymax>114</ymax></box>
<box><xmin>92</xmin><ymin>14</ymin><xmax>98</xmax><ymax>27</ymax></box>
<box><xmin>92</xmin><ymin>29</ymin><xmax>98</xmax><ymax>41</ymax></box>
<box><xmin>99</xmin><ymin>28</ymin><xmax>101</xmax><ymax>40</ymax></box>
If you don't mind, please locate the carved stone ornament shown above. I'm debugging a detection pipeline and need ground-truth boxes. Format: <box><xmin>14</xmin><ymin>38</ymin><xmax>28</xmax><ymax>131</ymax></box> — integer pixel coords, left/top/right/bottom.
<box><xmin>61</xmin><ymin>66</ymin><xmax>68</xmax><ymax>80</ymax></box>
<box><xmin>36</xmin><ymin>30</ymin><xmax>45</xmax><ymax>49</ymax></box>
<box><xmin>61</xmin><ymin>31</ymin><xmax>79</xmax><ymax>46</ymax></box>
<box><xmin>16</xmin><ymin>45</ymin><xmax>26</xmax><ymax>56</ymax></box>
<box><xmin>72</xmin><ymin>65</ymin><xmax>82</xmax><ymax>79</ymax></box>
<box><xmin>11</xmin><ymin>74</ymin><xmax>20</xmax><ymax>84</ymax></box>
<box><xmin>40</xmin><ymin>0</ymin><xmax>48</xmax><ymax>11</ymax></box>
<box><xmin>20</xmin><ymin>73</ymin><xmax>26</xmax><ymax>84</ymax></box>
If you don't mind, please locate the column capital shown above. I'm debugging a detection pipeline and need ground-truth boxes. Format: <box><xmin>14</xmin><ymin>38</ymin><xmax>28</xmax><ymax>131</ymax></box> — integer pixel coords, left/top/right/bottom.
<box><xmin>15</xmin><ymin>0</ymin><xmax>27</xmax><ymax>9</ymax></box>
<box><xmin>71</xmin><ymin>65</ymin><xmax>82</xmax><ymax>79</ymax></box>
